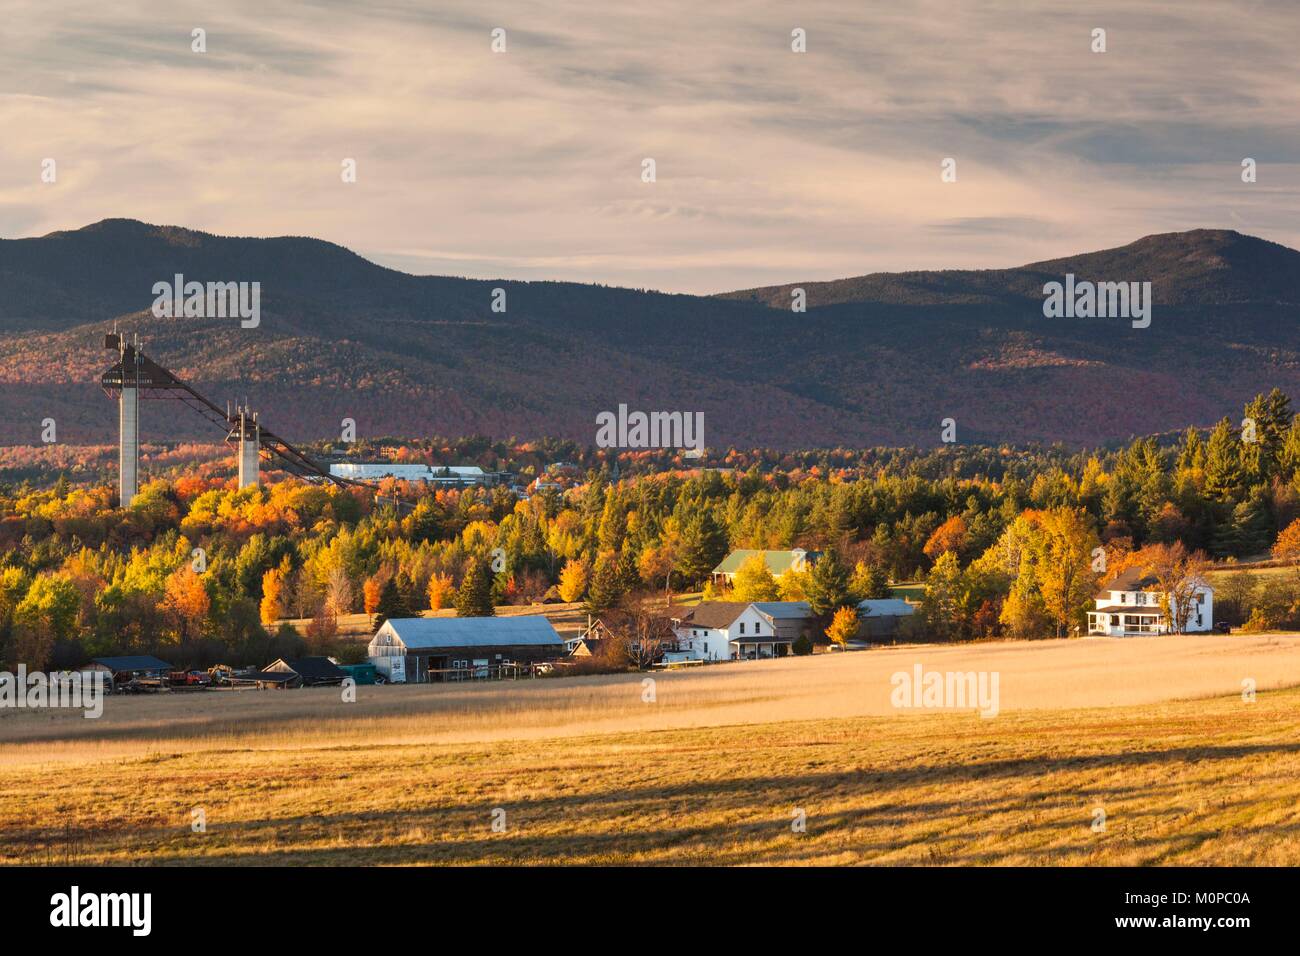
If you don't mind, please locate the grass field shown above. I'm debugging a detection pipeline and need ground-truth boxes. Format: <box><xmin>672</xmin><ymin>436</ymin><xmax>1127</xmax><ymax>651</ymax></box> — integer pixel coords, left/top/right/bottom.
<box><xmin>4</xmin><ymin>634</ymin><xmax>1300</xmax><ymax>865</ymax></box>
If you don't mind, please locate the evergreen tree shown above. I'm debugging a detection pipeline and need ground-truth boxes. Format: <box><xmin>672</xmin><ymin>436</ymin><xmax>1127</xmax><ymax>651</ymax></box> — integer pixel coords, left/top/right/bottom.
<box><xmin>585</xmin><ymin>551</ymin><xmax>625</xmax><ymax>614</ymax></box>
<box><xmin>676</xmin><ymin>510</ymin><xmax>727</xmax><ymax>584</ymax></box>
<box><xmin>1203</xmin><ymin>418</ymin><xmax>1244</xmax><ymax>501</ymax></box>
<box><xmin>373</xmin><ymin>576</ymin><xmax>406</xmax><ymax>630</ymax></box>
<box><xmin>455</xmin><ymin>558</ymin><xmax>495</xmax><ymax>617</ymax></box>
<box><xmin>806</xmin><ymin>548</ymin><xmax>852</xmax><ymax>617</ymax></box>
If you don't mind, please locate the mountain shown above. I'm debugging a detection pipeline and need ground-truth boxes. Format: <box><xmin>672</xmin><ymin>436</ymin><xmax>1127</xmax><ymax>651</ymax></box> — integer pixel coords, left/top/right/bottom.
<box><xmin>1</xmin><ymin>220</ymin><xmax>1299</xmax><ymax>450</ymax></box>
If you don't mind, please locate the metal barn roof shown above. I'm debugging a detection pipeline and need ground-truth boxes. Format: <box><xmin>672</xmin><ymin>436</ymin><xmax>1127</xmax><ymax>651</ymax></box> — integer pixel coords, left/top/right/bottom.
<box><xmin>377</xmin><ymin>616</ymin><xmax>564</xmax><ymax>650</ymax></box>
<box><xmin>857</xmin><ymin>599</ymin><xmax>915</xmax><ymax>617</ymax></box>
<box><xmin>712</xmin><ymin>549</ymin><xmax>821</xmax><ymax>576</ymax></box>
<box><xmin>91</xmin><ymin>655</ymin><xmax>173</xmax><ymax>671</ymax></box>
<box><xmin>752</xmin><ymin>601</ymin><xmax>813</xmax><ymax>620</ymax></box>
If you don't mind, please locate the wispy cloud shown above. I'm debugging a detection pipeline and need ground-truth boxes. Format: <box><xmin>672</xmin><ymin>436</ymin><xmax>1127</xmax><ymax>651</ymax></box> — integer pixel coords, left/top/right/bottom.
<box><xmin>1</xmin><ymin>0</ymin><xmax>1297</xmax><ymax>293</ymax></box>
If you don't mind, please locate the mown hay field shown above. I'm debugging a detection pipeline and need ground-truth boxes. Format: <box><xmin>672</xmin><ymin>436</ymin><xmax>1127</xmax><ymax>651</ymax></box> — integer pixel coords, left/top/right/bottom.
<box><xmin>3</xmin><ymin>634</ymin><xmax>1300</xmax><ymax>865</ymax></box>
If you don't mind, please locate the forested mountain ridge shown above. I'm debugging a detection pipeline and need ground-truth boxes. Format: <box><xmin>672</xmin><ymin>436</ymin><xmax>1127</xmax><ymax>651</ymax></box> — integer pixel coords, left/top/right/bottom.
<box><xmin>2</xmin><ymin>221</ymin><xmax>1298</xmax><ymax>448</ymax></box>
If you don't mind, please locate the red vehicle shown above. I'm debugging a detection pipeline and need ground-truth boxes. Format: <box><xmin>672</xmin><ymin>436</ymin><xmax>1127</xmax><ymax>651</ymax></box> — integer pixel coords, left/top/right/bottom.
<box><xmin>168</xmin><ymin>670</ymin><xmax>212</xmax><ymax>687</ymax></box>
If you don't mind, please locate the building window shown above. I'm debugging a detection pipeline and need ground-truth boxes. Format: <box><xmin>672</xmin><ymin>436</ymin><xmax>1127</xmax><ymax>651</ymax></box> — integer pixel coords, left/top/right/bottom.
<box><xmin>754</xmin><ymin>622</ymin><xmax>761</xmax><ymax>634</ymax></box>
<box><xmin>739</xmin><ymin>622</ymin><xmax>746</xmax><ymax>634</ymax></box>
<box><xmin>1120</xmin><ymin>593</ymin><xmax>1127</xmax><ymax>603</ymax></box>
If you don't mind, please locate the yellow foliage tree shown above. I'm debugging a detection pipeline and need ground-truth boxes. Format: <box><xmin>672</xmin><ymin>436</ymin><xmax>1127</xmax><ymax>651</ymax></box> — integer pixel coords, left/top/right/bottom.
<box><xmin>558</xmin><ymin>557</ymin><xmax>590</xmax><ymax>603</ymax></box>
<box><xmin>427</xmin><ymin>572</ymin><xmax>455</xmax><ymax>610</ymax></box>
<box><xmin>260</xmin><ymin>564</ymin><xmax>287</xmax><ymax>625</ymax></box>
<box><xmin>825</xmin><ymin>605</ymin><xmax>859</xmax><ymax>648</ymax></box>
<box><xmin>733</xmin><ymin>553</ymin><xmax>780</xmax><ymax>602</ymax></box>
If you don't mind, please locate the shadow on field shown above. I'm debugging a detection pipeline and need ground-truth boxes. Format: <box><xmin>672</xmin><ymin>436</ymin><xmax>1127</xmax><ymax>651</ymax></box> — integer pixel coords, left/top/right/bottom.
<box><xmin>77</xmin><ymin>737</ymin><xmax>1299</xmax><ymax>866</ymax></box>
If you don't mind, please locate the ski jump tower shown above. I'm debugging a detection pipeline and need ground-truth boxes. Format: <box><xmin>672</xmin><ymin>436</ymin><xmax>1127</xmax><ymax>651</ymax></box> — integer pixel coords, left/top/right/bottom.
<box><xmin>100</xmin><ymin>332</ymin><xmax>354</xmax><ymax>506</ymax></box>
<box><xmin>114</xmin><ymin>334</ymin><xmax>143</xmax><ymax>507</ymax></box>
<box><xmin>230</xmin><ymin>404</ymin><xmax>261</xmax><ymax>490</ymax></box>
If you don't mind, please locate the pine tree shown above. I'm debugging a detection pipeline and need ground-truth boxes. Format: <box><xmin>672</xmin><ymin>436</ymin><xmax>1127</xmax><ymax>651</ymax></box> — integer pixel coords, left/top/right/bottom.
<box><xmin>373</xmin><ymin>576</ymin><xmax>406</xmax><ymax>630</ymax></box>
<box><xmin>676</xmin><ymin>510</ymin><xmax>727</xmax><ymax>584</ymax></box>
<box><xmin>806</xmin><ymin>549</ymin><xmax>852</xmax><ymax>617</ymax></box>
<box><xmin>585</xmin><ymin>551</ymin><xmax>625</xmax><ymax>614</ymax></box>
<box><xmin>455</xmin><ymin>558</ymin><xmax>495</xmax><ymax>617</ymax></box>
<box><xmin>1203</xmin><ymin>418</ymin><xmax>1244</xmax><ymax>501</ymax></box>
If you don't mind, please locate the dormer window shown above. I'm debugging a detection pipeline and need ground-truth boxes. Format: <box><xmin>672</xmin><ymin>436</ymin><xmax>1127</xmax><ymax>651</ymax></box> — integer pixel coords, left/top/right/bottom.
<box><xmin>1120</xmin><ymin>593</ymin><xmax>1127</xmax><ymax>603</ymax></box>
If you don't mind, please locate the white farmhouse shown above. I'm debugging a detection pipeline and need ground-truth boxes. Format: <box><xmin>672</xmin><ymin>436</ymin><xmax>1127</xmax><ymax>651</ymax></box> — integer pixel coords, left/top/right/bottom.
<box><xmin>668</xmin><ymin>601</ymin><xmax>814</xmax><ymax>661</ymax></box>
<box><xmin>1086</xmin><ymin>568</ymin><xmax>1213</xmax><ymax>637</ymax></box>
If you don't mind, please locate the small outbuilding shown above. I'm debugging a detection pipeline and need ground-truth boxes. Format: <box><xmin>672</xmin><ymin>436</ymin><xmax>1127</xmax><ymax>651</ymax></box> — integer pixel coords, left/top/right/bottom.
<box><xmin>257</xmin><ymin>656</ymin><xmax>348</xmax><ymax>689</ymax></box>
<box><xmin>88</xmin><ymin>656</ymin><xmax>173</xmax><ymax>687</ymax></box>
<box><xmin>369</xmin><ymin>616</ymin><xmax>565</xmax><ymax>682</ymax></box>
<box><xmin>855</xmin><ymin>598</ymin><xmax>917</xmax><ymax>641</ymax></box>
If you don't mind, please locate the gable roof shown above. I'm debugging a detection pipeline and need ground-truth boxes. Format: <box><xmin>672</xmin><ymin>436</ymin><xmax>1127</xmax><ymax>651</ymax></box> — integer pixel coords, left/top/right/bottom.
<box><xmin>377</xmin><ymin>615</ymin><xmax>564</xmax><ymax>650</ymax></box>
<box><xmin>674</xmin><ymin>601</ymin><xmax>749</xmax><ymax>629</ymax></box>
<box><xmin>267</xmin><ymin>657</ymin><xmax>347</xmax><ymax>680</ymax></box>
<box><xmin>711</xmin><ymin>550</ymin><xmax>819</xmax><ymax>576</ymax></box>
<box><xmin>1099</xmin><ymin>567</ymin><xmax>1161</xmax><ymax>592</ymax></box>
<box><xmin>91</xmin><ymin>655</ymin><xmax>173</xmax><ymax>672</ymax></box>
<box><xmin>857</xmin><ymin>599</ymin><xmax>916</xmax><ymax>617</ymax></box>
<box><xmin>751</xmin><ymin>601</ymin><xmax>813</xmax><ymax>621</ymax></box>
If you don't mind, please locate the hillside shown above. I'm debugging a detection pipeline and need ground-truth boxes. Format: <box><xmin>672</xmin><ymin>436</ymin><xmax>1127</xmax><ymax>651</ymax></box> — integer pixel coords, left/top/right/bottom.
<box><xmin>2</xmin><ymin>221</ymin><xmax>1300</xmax><ymax>448</ymax></box>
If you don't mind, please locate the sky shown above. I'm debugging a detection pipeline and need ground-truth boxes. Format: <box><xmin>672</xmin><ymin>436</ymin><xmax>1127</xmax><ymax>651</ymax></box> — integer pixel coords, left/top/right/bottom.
<box><xmin>2</xmin><ymin>0</ymin><xmax>1298</xmax><ymax>293</ymax></box>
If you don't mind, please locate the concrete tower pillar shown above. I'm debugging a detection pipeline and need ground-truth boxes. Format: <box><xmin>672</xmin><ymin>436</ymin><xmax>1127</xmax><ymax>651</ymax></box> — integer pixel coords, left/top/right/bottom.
<box><xmin>119</xmin><ymin>354</ymin><xmax>140</xmax><ymax>508</ymax></box>
<box><xmin>237</xmin><ymin>409</ymin><xmax>260</xmax><ymax>489</ymax></box>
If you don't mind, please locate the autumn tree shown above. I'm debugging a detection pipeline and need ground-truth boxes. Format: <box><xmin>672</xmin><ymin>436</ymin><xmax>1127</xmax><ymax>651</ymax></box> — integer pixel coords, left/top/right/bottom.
<box><xmin>920</xmin><ymin>550</ymin><xmax>965</xmax><ymax>640</ymax></box>
<box><xmin>558</xmin><ymin>557</ymin><xmax>590</xmax><ymax>603</ymax></box>
<box><xmin>732</xmin><ymin>553</ymin><xmax>780</xmax><ymax>602</ymax></box>
<box><xmin>324</xmin><ymin>566</ymin><xmax>355</xmax><ymax>617</ymax></box>
<box><xmin>426</xmin><ymin>572</ymin><xmax>455</xmax><ymax>610</ymax></box>
<box><xmin>11</xmin><ymin>575</ymin><xmax>77</xmax><ymax>669</ymax></box>
<box><xmin>1272</xmin><ymin>518</ymin><xmax>1300</xmax><ymax>567</ymax></box>
<box><xmin>825</xmin><ymin>605</ymin><xmax>859</xmax><ymax>649</ymax></box>
<box><xmin>161</xmin><ymin>566</ymin><xmax>211</xmax><ymax>644</ymax></box>
<box><xmin>1033</xmin><ymin>508</ymin><xmax>1100</xmax><ymax>638</ymax></box>
<box><xmin>637</xmin><ymin>540</ymin><xmax>678</xmax><ymax>605</ymax></box>
<box><xmin>850</xmin><ymin>560</ymin><xmax>891</xmax><ymax>600</ymax></box>
<box><xmin>1142</xmin><ymin>542</ymin><xmax>1210</xmax><ymax>633</ymax></box>
<box><xmin>923</xmin><ymin>515</ymin><xmax>970</xmax><ymax>561</ymax></box>
<box><xmin>363</xmin><ymin>573</ymin><xmax>385</xmax><ymax>620</ymax></box>
<box><xmin>260</xmin><ymin>560</ymin><xmax>289</xmax><ymax>625</ymax></box>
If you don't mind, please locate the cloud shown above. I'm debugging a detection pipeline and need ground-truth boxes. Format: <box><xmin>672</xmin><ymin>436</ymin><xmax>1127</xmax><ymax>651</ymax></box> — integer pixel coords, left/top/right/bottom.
<box><xmin>0</xmin><ymin>0</ymin><xmax>1297</xmax><ymax>293</ymax></box>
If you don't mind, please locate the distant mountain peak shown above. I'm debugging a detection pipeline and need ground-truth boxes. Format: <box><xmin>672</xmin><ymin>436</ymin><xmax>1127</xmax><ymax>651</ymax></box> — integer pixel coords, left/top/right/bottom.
<box><xmin>720</xmin><ymin>228</ymin><xmax>1300</xmax><ymax>310</ymax></box>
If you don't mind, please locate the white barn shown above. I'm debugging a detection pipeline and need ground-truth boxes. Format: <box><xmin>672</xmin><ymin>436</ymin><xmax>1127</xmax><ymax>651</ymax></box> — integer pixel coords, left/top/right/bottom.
<box><xmin>369</xmin><ymin>616</ymin><xmax>565</xmax><ymax>682</ymax></box>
